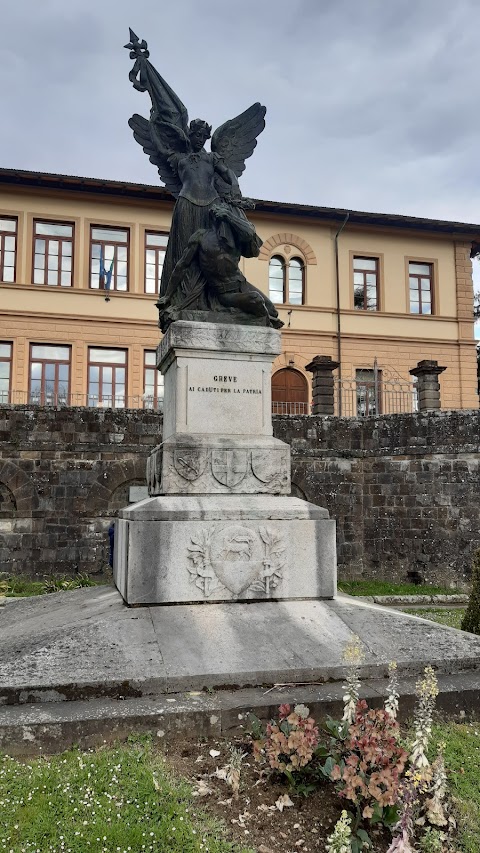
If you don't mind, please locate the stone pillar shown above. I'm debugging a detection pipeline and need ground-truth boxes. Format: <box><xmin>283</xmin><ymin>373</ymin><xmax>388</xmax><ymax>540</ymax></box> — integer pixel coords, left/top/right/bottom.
<box><xmin>409</xmin><ymin>360</ymin><xmax>446</xmax><ymax>411</ymax></box>
<box><xmin>306</xmin><ymin>355</ymin><xmax>340</xmax><ymax>415</ymax></box>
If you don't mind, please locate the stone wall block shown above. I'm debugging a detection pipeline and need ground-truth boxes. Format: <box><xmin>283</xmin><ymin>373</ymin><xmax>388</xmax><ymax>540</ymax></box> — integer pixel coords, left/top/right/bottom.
<box><xmin>0</xmin><ymin>406</ymin><xmax>479</xmax><ymax>582</ymax></box>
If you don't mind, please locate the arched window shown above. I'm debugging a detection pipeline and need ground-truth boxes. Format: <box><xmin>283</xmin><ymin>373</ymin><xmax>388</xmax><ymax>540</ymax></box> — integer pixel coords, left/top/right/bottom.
<box><xmin>268</xmin><ymin>255</ymin><xmax>305</xmax><ymax>305</ymax></box>
<box><xmin>288</xmin><ymin>258</ymin><xmax>304</xmax><ymax>304</ymax></box>
<box><xmin>269</xmin><ymin>256</ymin><xmax>285</xmax><ymax>303</ymax></box>
<box><xmin>271</xmin><ymin>368</ymin><xmax>309</xmax><ymax>415</ymax></box>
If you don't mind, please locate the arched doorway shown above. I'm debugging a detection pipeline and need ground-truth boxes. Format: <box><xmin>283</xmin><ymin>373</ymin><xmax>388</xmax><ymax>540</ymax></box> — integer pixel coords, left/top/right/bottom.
<box><xmin>272</xmin><ymin>368</ymin><xmax>309</xmax><ymax>415</ymax></box>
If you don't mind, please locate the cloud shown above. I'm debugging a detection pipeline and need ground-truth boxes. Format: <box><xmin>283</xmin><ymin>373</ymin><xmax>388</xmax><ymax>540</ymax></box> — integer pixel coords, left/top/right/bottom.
<box><xmin>2</xmin><ymin>0</ymin><xmax>480</xmax><ymax>223</ymax></box>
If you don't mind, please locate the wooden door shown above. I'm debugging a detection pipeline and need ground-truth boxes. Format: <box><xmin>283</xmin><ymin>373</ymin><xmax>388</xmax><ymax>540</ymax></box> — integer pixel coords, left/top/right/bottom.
<box><xmin>271</xmin><ymin>368</ymin><xmax>309</xmax><ymax>414</ymax></box>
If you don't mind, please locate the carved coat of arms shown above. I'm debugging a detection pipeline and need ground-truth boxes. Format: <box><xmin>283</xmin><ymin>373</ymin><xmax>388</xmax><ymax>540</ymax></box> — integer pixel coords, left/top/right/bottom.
<box><xmin>211</xmin><ymin>450</ymin><xmax>248</xmax><ymax>488</ymax></box>
<box><xmin>251</xmin><ymin>449</ymin><xmax>288</xmax><ymax>487</ymax></box>
<box><xmin>173</xmin><ymin>448</ymin><xmax>208</xmax><ymax>481</ymax></box>
<box><xmin>187</xmin><ymin>524</ymin><xmax>286</xmax><ymax>598</ymax></box>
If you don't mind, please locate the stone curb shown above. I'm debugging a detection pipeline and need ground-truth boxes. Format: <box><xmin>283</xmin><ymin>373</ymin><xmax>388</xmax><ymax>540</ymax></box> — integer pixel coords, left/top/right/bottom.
<box><xmin>372</xmin><ymin>594</ymin><xmax>469</xmax><ymax>606</ymax></box>
<box><xmin>1</xmin><ymin>670</ymin><xmax>479</xmax><ymax>757</ymax></box>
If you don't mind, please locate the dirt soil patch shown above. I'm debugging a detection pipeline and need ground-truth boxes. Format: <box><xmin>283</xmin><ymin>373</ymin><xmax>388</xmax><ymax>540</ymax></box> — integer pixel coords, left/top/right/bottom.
<box><xmin>165</xmin><ymin>735</ymin><xmax>392</xmax><ymax>852</ymax></box>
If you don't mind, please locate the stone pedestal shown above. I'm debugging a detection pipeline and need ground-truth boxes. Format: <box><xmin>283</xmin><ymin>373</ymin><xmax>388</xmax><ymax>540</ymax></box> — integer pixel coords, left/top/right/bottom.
<box><xmin>306</xmin><ymin>355</ymin><xmax>339</xmax><ymax>416</ymax></box>
<box><xmin>114</xmin><ymin>495</ymin><xmax>336</xmax><ymax>605</ymax></box>
<box><xmin>114</xmin><ymin>321</ymin><xmax>336</xmax><ymax>605</ymax></box>
<box><xmin>409</xmin><ymin>360</ymin><xmax>446</xmax><ymax>411</ymax></box>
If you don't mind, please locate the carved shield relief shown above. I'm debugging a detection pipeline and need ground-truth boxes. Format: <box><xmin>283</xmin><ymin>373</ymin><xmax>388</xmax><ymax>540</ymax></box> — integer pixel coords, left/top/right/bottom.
<box><xmin>211</xmin><ymin>449</ymin><xmax>248</xmax><ymax>488</ymax></box>
<box><xmin>251</xmin><ymin>449</ymin><xmax>287</xmax><ymax>485</ymax></box>
<box><xmin>210</xmin><ymin>524</ymin><xmax>261</xmax><ymax>594</ymax></box>
<box><xmin>173</xmin><ymin>448</ymin><xmax>208</xmax><ymax>481</ymax></box>
<box><xmin>186</xmin><ymin>523</ymin><xmax>287</xmax><ymax>598</ymax></box>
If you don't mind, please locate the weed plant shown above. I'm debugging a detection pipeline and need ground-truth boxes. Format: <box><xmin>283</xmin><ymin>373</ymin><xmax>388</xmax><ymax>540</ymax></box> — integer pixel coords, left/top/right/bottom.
<box><xmin>0</xmin><ymin>738</ymin><xmax>253</xmax><ymax>853</ymax></box>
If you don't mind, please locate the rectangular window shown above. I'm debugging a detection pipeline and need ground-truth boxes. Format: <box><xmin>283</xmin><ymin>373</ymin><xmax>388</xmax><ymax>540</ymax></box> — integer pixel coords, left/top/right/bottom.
<box><xmin>33</xmin><ymin>220</ymin><xmax>74</xmax><ymax>287</ymax></box>
<box><xmin>88</xmin><ymin>347</ymin><xmax>127</xmax><ymax>408</ymax></box>
<box><xmin>0</xmin><ymin>342</ymin><xmax>12</xmax><ymax>404</ymax></box>
<box><xmin>0</xmin><ymin>218</ymin><xmax>17</xmax><ymax>283</ymax></box>
<box><xmin>143</xmin><ymin>350</ymin><xmax>164</xmax><ymax>410</ymax></box>
<box><xmin>145</xmin><ymin>232</ymin><xmax>168</xmax><ymax>294</ymax></box>
<box><xmin>90</xmin><ymin>226</ymin><xmax>129</xmax><ymax>291</ymax></box>
<box><xmin>29</xmin><ymin>344</ymin><xmax>71</xmax><ymax>405</ymax></box>
<box><xmin>353</xmin><ymin>257</ymin><xmax>378</xmax><ymax>310</ymax></box>
<box><xmin>409</xmin><ymin>261</ymin><xmax>433</xmax><ymax>314</ymax></box>
<box><xmin>356</xmin><ymin>368</ymin><xmax>382</xmax><ymax>416</ymax></box>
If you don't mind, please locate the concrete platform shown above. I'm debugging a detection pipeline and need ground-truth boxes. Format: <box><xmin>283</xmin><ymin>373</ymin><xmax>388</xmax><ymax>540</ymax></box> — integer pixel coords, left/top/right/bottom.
<box><xmin>1</xmin><ymin>585</ymin><xmax>479</xmax><ymax>754</ymax></box>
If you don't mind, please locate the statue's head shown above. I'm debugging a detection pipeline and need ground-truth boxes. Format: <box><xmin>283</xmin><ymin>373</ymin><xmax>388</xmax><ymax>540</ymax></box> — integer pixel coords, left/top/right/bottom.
<box><xmin>189</xmin><ymin>119</ymin><xmax>212</xmax><ymax>152</ymax></box>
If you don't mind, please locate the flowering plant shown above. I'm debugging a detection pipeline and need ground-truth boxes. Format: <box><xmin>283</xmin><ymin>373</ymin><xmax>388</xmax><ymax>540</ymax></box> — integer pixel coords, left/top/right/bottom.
<box><xmin>327</xmin><ymin>700</ymin><xmax>408</xmax><ymax>831</ymax></box>
<box><xmin>341</xmin><ymin>635</ymin><xmax>365</xmax><ymax>724</ymax></box>
<box><xmin>326</xmin><ymin>809</ymin><xmax>353</xmax><ymax>853</ymax></box>
<box><xmin>410</xmin><ymin>666</ymin><xmax>439</xmax><ymax>777</ymax></box>
<box><xmin>252</xmin><ymin>703</ymin><xmax>322</xmax><ymax>792</ymax></box>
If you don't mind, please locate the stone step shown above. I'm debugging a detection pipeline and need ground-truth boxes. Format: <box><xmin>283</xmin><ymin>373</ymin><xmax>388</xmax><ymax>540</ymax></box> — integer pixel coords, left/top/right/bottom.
<box><xmin>1</xmin><ymin>671</ymin><xmax>480</xmax><ymax>757</ymax></box>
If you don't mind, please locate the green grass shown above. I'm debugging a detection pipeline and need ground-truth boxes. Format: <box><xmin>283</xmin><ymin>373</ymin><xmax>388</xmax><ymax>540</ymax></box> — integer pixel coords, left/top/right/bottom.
<box><xmin>0</xmin><ymin>573</ymin><xmax>103</xmax><ymax>598</ymax></box>
<box><xmin>432</xmin><ymin>721</ymin><xmax>480</xmax><ymax>853</ymax></box>
<box><xmin>338</xmin><ymin>580</ymin><xmax>462</xmax><ymax>597</ymax></box>
<box><xmin>403</xmin><ymin>607</ymin><xmax>466</xmax><ymax>629</ymax></box>
<box><xmin>0</xmin><ymin>738</ymin><xmax>253</xmax><ymax>853</ymax></box>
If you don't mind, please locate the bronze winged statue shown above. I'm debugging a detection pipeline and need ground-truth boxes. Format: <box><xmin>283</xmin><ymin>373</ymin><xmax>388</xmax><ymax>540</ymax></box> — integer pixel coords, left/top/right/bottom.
<box><xmin>125</xmin><ymin>30</ymin><xmax>282</xmax><ymax>331</ymax></box>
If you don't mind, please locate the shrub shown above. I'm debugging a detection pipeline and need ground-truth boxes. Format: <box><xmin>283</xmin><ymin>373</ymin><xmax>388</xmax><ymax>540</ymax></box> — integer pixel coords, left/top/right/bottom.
<box><xmin>461</xmin><ymin>547</ymin><xmax>480</xmax><ymax>635</ymax></box>
<box><xmin>327</xmin><ymin>701</ymin><xmax>407</xmax><ymax>831</ymax></box>
<box><xmin>252</xmin><ymin>703</ymin><xmax>320</xmax><ymax>792</ymax></box>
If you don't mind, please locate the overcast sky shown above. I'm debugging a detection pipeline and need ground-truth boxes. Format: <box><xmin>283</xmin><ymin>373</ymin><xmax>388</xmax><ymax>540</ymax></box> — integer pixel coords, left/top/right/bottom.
<box><xmin>2</xmin><ymin>0</ymin><xmax>480</xmax><ymax>308</ymax></box>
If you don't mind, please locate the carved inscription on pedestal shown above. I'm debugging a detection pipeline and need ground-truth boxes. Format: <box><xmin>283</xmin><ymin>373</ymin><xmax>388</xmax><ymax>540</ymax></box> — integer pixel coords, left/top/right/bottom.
<box><xmin>187</xmin><ymin>524</ymin><xmax>286</xmax><ymax>598</ymax></box>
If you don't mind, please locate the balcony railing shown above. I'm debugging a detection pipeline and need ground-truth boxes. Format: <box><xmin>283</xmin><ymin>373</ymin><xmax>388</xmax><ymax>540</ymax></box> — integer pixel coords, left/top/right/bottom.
<box><xmin>0</xmin><ymin>390</ymin><xmax>164</xmax><ymax>410</ymax></box>
<box><xmin>1</xmin><ymin>379</ymin><xmax>416</xmax><ymax>417</ymax></box>
<box><xmin>271</xmin><ymin>400</ymin><xmax>311</xmax><ymax>416</ymax></box>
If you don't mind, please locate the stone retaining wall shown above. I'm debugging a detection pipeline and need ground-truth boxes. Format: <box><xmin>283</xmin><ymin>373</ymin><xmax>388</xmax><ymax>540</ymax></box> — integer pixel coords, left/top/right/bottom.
<box><xmin>0</xmin><ymin>406</ymin><xmax>479</xmax><ymax>584</ymax></box>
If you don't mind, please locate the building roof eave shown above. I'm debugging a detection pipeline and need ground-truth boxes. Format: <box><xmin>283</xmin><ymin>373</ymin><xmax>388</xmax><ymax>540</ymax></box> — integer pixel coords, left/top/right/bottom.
<box><xmin>1</xmin><ymin>166</ymin><xmax>480</xmax><ymax>239</ymax></box>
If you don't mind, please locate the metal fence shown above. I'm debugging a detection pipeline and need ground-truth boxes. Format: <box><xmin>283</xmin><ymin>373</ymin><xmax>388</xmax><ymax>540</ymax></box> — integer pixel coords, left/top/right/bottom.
<box><xmin>334</xmin><ymin>375</ymin><xmax>417</xmax><ymax>417</ymax></box>
<box><xmin>272</xmin><ymin>362</ymin><xmax>417</xmax><ymax>418</ymax></box>
<box><xmin>0</xmin><ymin>390</ymin><xmax>164</xmax><ymax>410</ymax></box>
<box><xmin>1</xmin><ymin>363</ymin><xmax>416</xmax><ymax>418</ymax></box>
<box><xmin>271</xmin><ymin>401</ymin><xmax>311</xmax><ymax>416</ymax></box>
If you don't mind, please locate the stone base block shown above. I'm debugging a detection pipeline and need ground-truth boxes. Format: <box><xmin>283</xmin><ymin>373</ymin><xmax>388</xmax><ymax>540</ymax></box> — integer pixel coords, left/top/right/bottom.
<box><xmin>147</xmin><ymin>434</ymin><xmax>291</xmax><ymax>495</ymax></box>
<box><xmin>166</xmin><ymin>309</ymin><xmax>269</xmax><ymax>327</ymax></box>
<box><xmin>114</xmin><ymin>495</ymin><xmax>336</xmax><ymax>606</ymax></box>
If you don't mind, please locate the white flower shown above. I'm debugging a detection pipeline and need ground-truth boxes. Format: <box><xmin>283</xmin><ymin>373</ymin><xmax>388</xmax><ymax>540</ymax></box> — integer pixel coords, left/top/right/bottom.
<box><xmin>326</xmin><ymin>810</ymin><xmax>352</xmax><ymax>853</ymax></box>
<box><xmin>294</xmin><ymin>704</ymin><xmax>310</xmax><ymax>719</ymax></box>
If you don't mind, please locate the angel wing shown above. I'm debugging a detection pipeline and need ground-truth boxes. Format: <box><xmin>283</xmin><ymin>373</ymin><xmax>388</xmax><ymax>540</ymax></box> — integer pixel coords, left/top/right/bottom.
<box><xmin>211</xmin><ymin>103</ymin><xmax>266</xmax><ymax>178</ymax></box>
<box><xmin>128</xmin><ymin>114</ymin><xmax>185</xmax><ymax>197</ymax></box>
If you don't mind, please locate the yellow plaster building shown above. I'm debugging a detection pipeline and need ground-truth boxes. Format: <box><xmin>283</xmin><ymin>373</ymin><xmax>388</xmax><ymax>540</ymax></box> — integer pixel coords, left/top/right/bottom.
<box><xmin>0</xmin><ymin>167</ymin><xmax>478</xmax><ymax>415</ymax></box>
